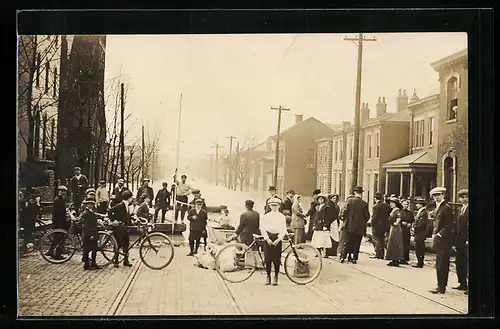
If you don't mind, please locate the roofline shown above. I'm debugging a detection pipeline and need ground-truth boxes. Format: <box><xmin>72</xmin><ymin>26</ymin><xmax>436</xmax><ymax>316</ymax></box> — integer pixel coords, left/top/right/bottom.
<box><xmin>382</xmin><ymin>163</ymin><xmax>437</xmax><ymax>169</ymax></box>
<box><xmin>407</xmin><ymin>94</ymin><xmax>440</xmax><ymax>108</ymax></box>
<box><xmin>431</xmin><ymin>48</ymin><xmax>468</xmax><ymax>71</ymax></box>
<box><xmin>316</xmin><ymin>137</ymin><xmax>333</xmax><ymax>143</ymax></box>
<box><xmin>362</xmin><ymin>118</ymin><xmax>410</xmax><ymax>129</ymax></box>
<box><xmin>269</xmin><ymin>117</ymin><xmax>334</xmax><ymax>140</ymax></box>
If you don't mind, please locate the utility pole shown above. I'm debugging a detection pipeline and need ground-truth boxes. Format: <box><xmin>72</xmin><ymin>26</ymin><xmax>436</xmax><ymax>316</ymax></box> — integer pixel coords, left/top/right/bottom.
<box><xmin>270</xmin><ymin>106</ymin><xmax>290</xmax><ymax>188</ymax></box>
<box><xmin>226</xmin><ymin>136</ymin><xmax>237</xmax><ymax>190</ymax></box>
<box><xmin>344</xmin><ymin>33</ymin><xmax>376</xmax><ymax>188</ymax></box>
<box><xmin>234</xmin><ymin>141</ymin><xmax>240</xmax><ymax>191</ymax></box>
<box><xmin>210</xmin><ymin>143</ymin><xmax>224</xmax><ymax>186</ymax></box>
<box><xmin>207</xmin><ymin>153</ymin><xmax>214</xmax><ymax>184</ymax></box>
<box><xmin>141</xmin><ymin>125</ymin><xmax>145</xmax><ymax>181</ymax></box>
<box><xmin>120</xmin><ymin>83</ymin><xmax>125</xmax><ymax>180</ymax></box>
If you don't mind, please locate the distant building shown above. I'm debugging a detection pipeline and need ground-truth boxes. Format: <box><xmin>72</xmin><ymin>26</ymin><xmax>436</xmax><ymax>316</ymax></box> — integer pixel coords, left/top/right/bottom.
<box><xmin>431</xmin><ymin>49</ymin><xmax>468</xmax><ymax>202</ymax></box>
<box><xmin>331</xmin><ymin>121</ymin><xmax>350</xmax><ymax>201</ymax></box>
<box><xmin>315</xmin><ymin>123</ymin><xmax>342</xmax><ymax>194</ymax></box>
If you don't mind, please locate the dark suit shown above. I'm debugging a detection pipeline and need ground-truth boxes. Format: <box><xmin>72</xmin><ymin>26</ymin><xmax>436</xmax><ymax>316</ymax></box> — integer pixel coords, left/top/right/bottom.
<box><xmin>343</xmin><ymin>196</ymin><xmax>370</xmax><ymax>261</ymax></box>
<box><xmin>50</xmin><ymin>195</ymin><xmax>69</xmax><ymax>257</ymax></box>
<box><xmin>108</xmin><ymin>201</ymin><xmax>131</xmax><ymax>261</ymax></box>
<box><xmin>112</xmin><ymin>186</ymin><xmax>129</xmax><ymax>202</ymax></box>
<box><xmin>413</xmin><ymin>207</ymin><xmax>429</xmax><ymax>265</ymax></box>
<box><xmin>136</xmin><ymin>186</ymin><xmax>154</xmax><ymax>207</ymax></box>
<box><xmin>400</xmin><ymin>208</ymin><xmax>415</xmax><ymax>262</ymax></box>
<box><xmin>371</xmin><ymin>201</ymin><xmax>391</xmax><ymax>259</ymax></box>
<box><xmin>282</xmin><ymin>197</ymin><xmax>293</xmax><ymax>214</ymax></box>
<box><xmin>264</xmin><ymin>195</ymin><xmax>283</xmax><ymax>214</ymax></box>
<box><xmin>70</xmin><ymin>175</ymin><xmax>89</xmax><ymax>211</ymax></box>
<box><xmin>187</xmin><ymin>208</ymin><xmax>208</xmax><ymax>254</ymax></box>
<box><xmin>432</xmin><ymin>201</ymin><xmax>455</xmax><ymax>290</ymax></box>
<box><xmin>235</xmin><ymin>210</ymin><xmax>260</xmax><ymax>246</ymax></box>
<box><xmin>81</xmin><ymin>211</ymin><xmax>98</xmax><ymax>265</ymax></box>
<box><xmin>154</xmin><ymin>188</ymin><xmax>171</xmax><ymax>223</ymax></box>
<box><xmin>305</xmin><ymin>199</ymin><xmax>319</xmax><ymax>241</ymax></box>
<box><xmin>455</xmin><ymin>204</ymin><xmax>469</xmax><ymax>287</ymax></box>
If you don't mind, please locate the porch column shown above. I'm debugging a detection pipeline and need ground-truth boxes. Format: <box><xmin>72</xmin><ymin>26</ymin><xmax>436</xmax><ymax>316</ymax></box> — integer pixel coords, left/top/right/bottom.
<box><xmin>399</xmin><ymin>172</ymin><xmax>404</xmax><ymax>197</ymax></box>
<box><xmin>385</xmin><ymin>172</ymin><xmax>389</xmax><ymax>195</ymax></box>
<box><xmin>409</xmin><ymin>171</ymin><xmax>415</xmax><ymax>199</ymax></box>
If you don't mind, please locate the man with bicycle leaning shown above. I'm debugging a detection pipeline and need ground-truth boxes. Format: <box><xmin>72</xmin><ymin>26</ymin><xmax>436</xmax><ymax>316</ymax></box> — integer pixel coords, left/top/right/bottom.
<box><xmin>108</xmin><ymin>190</ymin><xmax>134</xmax><ymax>268</ymax></box>
<box><xmin>81</xmin><ymin>198</ymin><xmax>102</xmax><ymax>271</ymax></box>
<box><xmin>47</xmin><ymin>185</ymin><xmax>71</xmax><ymax>260</ymax></box>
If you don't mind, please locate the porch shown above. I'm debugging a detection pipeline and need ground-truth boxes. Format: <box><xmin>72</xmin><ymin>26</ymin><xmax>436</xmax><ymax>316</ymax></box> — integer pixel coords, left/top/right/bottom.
<box><xmin>383</xmin><ymin>151</ymin><xmax>437</xmax><ymax>201</ymax></box>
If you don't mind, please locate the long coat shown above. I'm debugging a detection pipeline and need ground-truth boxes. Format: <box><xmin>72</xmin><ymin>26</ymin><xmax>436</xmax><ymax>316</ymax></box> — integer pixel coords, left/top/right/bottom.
<box><xmin>282</xmin><ymin>196</ymin><xmax>293</xmax><ymax>214</ymax></box>
<box><xmin>70</xmin><ymin>175</ymin><xmax>89</xmax><ymax>203</ymax></box>
<box><xmin>52</xmin><ymin>195</ymin><xmax>69</xmax><ymax>229</ymax></box>
<box><xmin>455</xmin><ymin>205</ymin><xmax>468</xmax><ymax>247</ymax></box>
<box><xmin>154</xmin><ymin>188</ymin><xmax>171</xmax><ymax>208</ymax></box>
<box><xmin>291</xmin><ymin>202</ymin><xmax>306</xmax><ymax>229</ymax></box>
<box><xmin>343</xmin><ymin>196</ymin><xmax>370</xmax><ymax>235</ymax></box>
<box><xmin>385</xmin><ymin>208</ymin><xmax>404</xmax><ymax>261</ymax></box>
<box><xmin>371</xmin><ymin>201</ymin><xmax>391</xmax><ymax>236</ymax></box>
<box><xmin>312</xmin><ymin>204</ymin><xmax>331</xmax><ymax>231</ymax></box>
<box><xmin>413</xmin><ymin>207</ymin><xmax>429</xmax><ymax>240</ymax></box>
<box><xmin>432</xmin><ymin>201</ymin><xmax>455</xmax><ymax>246</ymax></box>
<box><xmin>187</xmin><ymin>208</ymin><xmax>208</xmax><ymax>232</ymax></box>
<box><xmin>305</xmin><ymin>199</ymin><xmax>319</xmax><ymax>240</ymax></box>
<box><xmin>112</xmin><ymin>186</ymin><xmax>129</xmax><ymax>202</ymax></box>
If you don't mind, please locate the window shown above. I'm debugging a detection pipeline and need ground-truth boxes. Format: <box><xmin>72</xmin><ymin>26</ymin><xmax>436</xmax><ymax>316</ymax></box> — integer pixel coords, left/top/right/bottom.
<box><xmin>334</xmin><ymin>140</ymin><xmax>338</xmax><ymax>162</ymax></box>
<box><xmin>349</xmin><ymin>137</ymin><xmax>353</xmax><ymax>160</ymax></box>
<box><xmin>428</xmin><ymin>117</ymin><xmax>435</xmax><ymax>146</ymax></box>
<box><xmin>374</xmin><ymin>173</ymin><xmax>379</xmax><ymax>193</ymax></box>
<box><xmin>36</xmin><ymin>53</ymin><xmax>41</xmax><ymax>88</ymax></box>
<box><xmin>447</xmin><ymin>77</ymin><xmax>458</xmax><ymax>120</ymax></box>
<box><xmin>339</xmin><ymin>173</ymin><xmax>343</xmax><ymax>199</ymax></box>
<box><xmin>44</xmin><ymin>62</ymin><xmax>50</xmax><ymax>94</ymax></box>
<box><xmin>367</xmin><ymin>134</ymin><xmax>372</xmax><ymax>159</ymax></box>
<box><xmin>339</xmin><ymin>139</ymin><xmax>343</xmax><ymax>161</ymax></box>
<box><xmin>306</xmin><ymin>149</ymin><xmax>315</xmax><ymax>168</ymax></box>
<box><xmin>53</xmin><ymin>68</ymin><xmax>58</xmax><ymax>98</ymax></box>
<box><xmin>374</xmin><ymin>133</ymin><xmax>380</xmax><ymax>158</ymax></box>
<box><xmin>413</xmin><ymin>120</ymin><xmax>425</xmax><ymax>148</ymax></box>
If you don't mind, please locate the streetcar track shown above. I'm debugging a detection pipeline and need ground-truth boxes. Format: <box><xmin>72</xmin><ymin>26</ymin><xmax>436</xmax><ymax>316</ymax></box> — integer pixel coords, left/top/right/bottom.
<box><xmin>107</xmin><ymin>253</ymin><xmax>143</xmax><ymax>316</ymax></box>
<box><xmin>215</xmin><ymin>271</ymin><xmax>246</xmax><ymax>315</ymax></box>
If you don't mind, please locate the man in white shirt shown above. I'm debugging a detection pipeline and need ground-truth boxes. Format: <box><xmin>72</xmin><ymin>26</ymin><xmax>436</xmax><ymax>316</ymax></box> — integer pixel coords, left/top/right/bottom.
<box><xmin>173</xmin><ymin>173</ymin><xmax>192</xmax><ymax>223</ymax></box>
<box><xmin>96</xmin><ymin>179</ymin><xmax>110</xmax><ymax>213</ymax></box>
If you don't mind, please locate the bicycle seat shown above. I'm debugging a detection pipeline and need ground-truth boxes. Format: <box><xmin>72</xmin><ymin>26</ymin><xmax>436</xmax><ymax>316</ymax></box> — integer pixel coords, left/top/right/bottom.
<box><xmin>253</xmin><ymin>234</ymin><xmax>264</xmax><ymax>240</ymax></box>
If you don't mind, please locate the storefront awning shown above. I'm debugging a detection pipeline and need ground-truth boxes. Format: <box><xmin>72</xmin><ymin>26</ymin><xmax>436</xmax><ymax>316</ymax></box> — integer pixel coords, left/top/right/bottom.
<box><xmin>383</xmin><ymin>151</ymin><xmax>437</xmax><ymax>172</ymax></box>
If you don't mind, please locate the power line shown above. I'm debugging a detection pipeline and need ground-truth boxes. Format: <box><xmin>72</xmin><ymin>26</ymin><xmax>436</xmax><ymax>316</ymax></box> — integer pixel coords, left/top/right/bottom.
<box><xmin>277</xmin><ymin>34</ymin><xmax>299</xmax><ymax>67</ymax></box>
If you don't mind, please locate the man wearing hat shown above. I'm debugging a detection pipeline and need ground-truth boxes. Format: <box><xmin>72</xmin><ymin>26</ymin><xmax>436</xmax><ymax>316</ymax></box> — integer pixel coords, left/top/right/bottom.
<box><xmin>108</xmin><ymin>189</ymin><xmax>134</xmax><ymax>268</ymax></box>
<box><xmin>400</xmin><ymin>199</ymin><xmax>415</xmax><ymax>265</ymax></box>
<box><xmin>282</xmin><ymin>189</ymin><xmax>295</xmax><ymax>214</ymax></box>
<box><xmin>264</xmin><ymin>186</ymin><xmax>283</xmax><ymax>214</ymax></box>
<box><xmin>96</xmin><ymin>179</ymin><xmax>110</xmax><ymax>214</ymax></box>
<box><xmin>368</xmin><ymin>192</ymin><xmax>391</xmax><ymax>259</ymax></box>
<box><xmin>173</xmin><ymin>173</ymin><xmax>192</xmax><ymax>223</ymax></box>
<box><xmin>428</xmin><ymin>186</ymin><xmax>455</xmax><ymax>294</ymax></box>
<box><xmin>304</xmin><ymin>189</ymin><xmax>322</xmax><ymax>241</ymax></box>
<box><xmin>341</xmin><ymin>186</ymin><xmax>370</xmax><ymax>264</ymax></box>
<box><xmin>235</xmin><ymin>200</ymin><xmax>261</xmax><ymax>246</ymax></box>
<box><xmin>80</xmin><ymin>198</ymin><xmax>101</xmax><ymax>270</ymax></box>
<box><xmin>85</xmin><ymin>188</ymin><xmax>96</xmax><ymax>201</ymax></box>
<box><xmin>112</xmin><ymin>178</ymin><xmax>129</xmax><ymax>203</ymax></box>
<box><xmin>154</xmin><ymin>182</ymin><xmax>171</xmax><ymax>223</ymax></box>
<box><xmin>70</xmin><ymin>167</ymin><xmax>89</xmax><ymax>215</ymax></box>
<box><xmin>453</xmin><ymin>189</ymin><xmax>469</xmax><ymax>293</ymax></box>
<box><xmin>189</xmin><ymin>189</ymin><xmax>207</xmax><ymax>211</ymax></box>
<box><xmin>136</xmin><ymin>177</ymin><xmax>154</xmax><ymax>208</ymax></box>
<box><xmin>412</xmin><ymin>197</ymin><xmax>430</xmax><ymax>268</ymax></box>
<box><xmin>46</xmin><ymin>185</ymin><xmax>71</xmax><ymax>260</ymax></box>
<box><xmin>186</xmin><ymin>198</ymin><xmax>208</xmax><ymax>256</ymax></box>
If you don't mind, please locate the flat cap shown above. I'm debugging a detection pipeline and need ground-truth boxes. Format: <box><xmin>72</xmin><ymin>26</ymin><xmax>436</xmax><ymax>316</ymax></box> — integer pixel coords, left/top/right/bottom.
<box><xmin>74</xmin><ymin>166</ymin><xmax>82</xmax><ymax>171</ymax></box>
<box><xmin>389</xmin><ymin>196</ymin><xmax>401</xmax><ymax>203</ymax></box>
<box><xmin>245</xmin><ymin>200</ymin><xmax>255</xmax><ymax>207</ymax></box>
<box><xmin>194</xmin><ymin>198</ymin><xmax>204</xmax><ymax>204</ymax></box>
<box><xmin>142</xmin><ymin>177</ymin><xmax>150</xmax><ymax>182</ymax></box>
<box><xmin>57</xmin><ymin>185</ymin><xmax>68</xmax><ymax>191</ymax></box>
<box><xmin>457</xmin><ymin>189</ymin><xmax>468</xmax><ymax>197</ymax></box>
<box><xmin>414</xmin><ymin>197</ymin><xmax>427</xmax><ymax>205</ymax></box>
<box><xmin>352</xmin><ymin>186</ymin><xmax>364</xmax><ymax>193</ymax></box>
<box><xmin>86</xmin><ymin>188</ymin><xmax>96</xmax><ymax>193</ymax></box>
<box><xmin>99</xmin><ymin>179</ymin><xmax>106</xmax><ymax>183</ymax></box>
<box><xmin>286</xmin><ymin>189</ymin><xmax>295</xmax><ymax>194</ymax></box>
<box><xmin>268</xmin><ymin>197</ymin><xmax>282</xmax><ymax>205</ymax></box>
<box><xmin>268</xmin><ymin>185</ymin><xmax>277</xmax><ymax>191</ymax></box>
<box><xmin>117</xmin><ymin>178</ymin><xmax>124</xmax><ymax>183</ymax></box>
<box><xmin>429</xmin><ymin>187</ymin><xmax>447</xmax><ymax>196</ymax></box>
<box><xmin>192</xmin><ymin>189</ymin><xmax>201</xmax><ymax>194</ymax></box>
<box><xmin>374</xmin><ymin>192</ymin><xmax>383</xmax><ymax>199</ymax></box>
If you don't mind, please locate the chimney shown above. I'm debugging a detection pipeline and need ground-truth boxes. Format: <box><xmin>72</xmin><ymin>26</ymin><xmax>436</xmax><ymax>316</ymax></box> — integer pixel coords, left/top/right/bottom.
<box><xmin>361</xmin><ymin>102</ymin><xmax>370</xmax><ymax>123</ymax></box>
<box><xmin>342</xmin><ymin>121</ymin><xmax>351</xmax><ymax>131</ymax></box>
<box><xmin>376</xmin><ymin>96</ymin><xmax>388</xmax><ymax>117</ymax></box>
<box><xmin>396</xmin><ymin>89</ymin><xmax>409</xmax><ymax>112</ymax></box>
<box><xmin>295</xmin><ymin>114</ymin><xmax>303</xmax><ymax>125</ymax></box>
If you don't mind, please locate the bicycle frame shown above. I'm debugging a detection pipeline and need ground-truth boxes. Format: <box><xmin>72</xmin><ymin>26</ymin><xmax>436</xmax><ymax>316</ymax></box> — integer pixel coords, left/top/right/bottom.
<box><xmin>99</xmin><ymin>221</ymin><xmax>160</xmax><ymax>258</ymax></box>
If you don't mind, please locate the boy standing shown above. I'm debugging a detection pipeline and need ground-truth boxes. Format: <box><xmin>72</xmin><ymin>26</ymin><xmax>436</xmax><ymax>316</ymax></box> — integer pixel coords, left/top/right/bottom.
<box><xmin>81</xmin><ymin>199</ymin><xmax>102</xmax><ymax>270</ymax></box>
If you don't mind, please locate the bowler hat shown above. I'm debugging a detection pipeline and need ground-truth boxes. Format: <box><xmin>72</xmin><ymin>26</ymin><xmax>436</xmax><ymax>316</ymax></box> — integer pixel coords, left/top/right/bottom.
<box><xmin>312</xmin><ymin>189</ymin><xmax>321</xmax><ymax>195</ymax></box>
<box><xmin>268</xmin><ymin>185</ymin><xmax>277</xmax><ymax>191</ymax></box>
<box><xmin>181</xmin><ymin>174</ymin><xmax>187</xmax><ymax>179</ymax></box>
<box><xmin>374</xmin><ymin>192</ymin><xmax>383</xmax><ymax>199</ymax></box>
<box><xmin>352</xmin><ymin>186</ymin><xmax>364</xmax><ymax>193</ymax></box>
<box><xmin>457</xmin><ymin>189</ymin><xmax>468</xmax><ymax>197</ymax></box>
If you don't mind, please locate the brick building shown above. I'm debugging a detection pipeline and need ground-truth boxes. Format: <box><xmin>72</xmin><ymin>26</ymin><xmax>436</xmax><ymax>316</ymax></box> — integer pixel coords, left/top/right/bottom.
<box><xmin>331</xmin><ymin>121</ymin><xmax>350</xmax><ymax>200</ymax></box>
<box><xmin>382</xmin><ymin>92</ymin><xmax>439</xmax><ymax>200</ymax></box>
<box><xmin>431</xmin><ymin>49</ymin><xmax>468</xmax><ymax>202</ymax></box>
<box><xmin>315</xmin><ymin>124</ymin><xmax>342</xmax><ymax>194</ymax></box>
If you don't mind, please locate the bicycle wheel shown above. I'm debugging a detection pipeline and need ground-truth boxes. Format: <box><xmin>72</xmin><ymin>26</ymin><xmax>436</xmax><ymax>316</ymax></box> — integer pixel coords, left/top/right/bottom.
<box><xmin>139</xmin><ymin>232</ymin><xmax>175</xmax><ymax>270</ymax></box>
<box><xmin>215</xmin><ymin>243</ymin><xmax>257</xmax><ymax>283</ymax></box>
<box><xmin>283</xmin><ymin>243</ymin><xmax>322</xmax><ymax>285</ymax></box>
<box><xmin>39</xmin><ymin>229</ymin><xmax>77</xmax><ymax>264</ymax></box>
<box><xmin>95</xmin><ymin>231</ymin><xmax>118</xmax><ymax>267</ymax></box>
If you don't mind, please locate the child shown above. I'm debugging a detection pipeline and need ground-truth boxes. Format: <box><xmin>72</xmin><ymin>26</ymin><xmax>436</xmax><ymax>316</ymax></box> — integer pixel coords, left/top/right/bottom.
<box><xmin>136</xmin><ymin>195</ymin><xmax>151</xmax><ymax>221</ymax></box>
<box><xmin>80</xmin><ymin>199</ymin><xmax>102</xmax><ymax>270</ymax></box>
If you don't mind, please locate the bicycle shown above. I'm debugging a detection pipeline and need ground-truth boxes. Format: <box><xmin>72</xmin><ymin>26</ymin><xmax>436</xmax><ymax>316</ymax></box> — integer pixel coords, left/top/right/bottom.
<box><xmin>96</xmin><ymin>214</ymin><xmax>175</xmax><ymax>270</ymax></box>
<box><xmin>39</xmin><ymin>216</ymin><xmax>118</xmax><ymax>267</ymax></box>
<box><xmin>215</xmin><ymin>232</ymin><xmax>323</xmax><ymax>285</ymax></box>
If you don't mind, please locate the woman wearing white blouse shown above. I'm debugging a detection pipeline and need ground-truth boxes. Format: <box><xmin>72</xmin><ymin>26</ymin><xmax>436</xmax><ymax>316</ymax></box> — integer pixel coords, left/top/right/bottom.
<box><xmin>261</xmin><ymin>197</ymin><xmax>288</xmax><ymax>286</ymax></box>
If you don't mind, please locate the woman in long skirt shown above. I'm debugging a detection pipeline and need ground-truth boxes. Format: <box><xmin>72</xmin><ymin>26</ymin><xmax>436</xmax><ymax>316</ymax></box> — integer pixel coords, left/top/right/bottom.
<box><xmin>326</xmin><ymin>194</ymin><xmax>340</xmax><ymax>256</ymax></box>
<box><xmin>310</xmin><ymin>195</ymin><xmax>332</xmax><ymax>258</ymax></box>
<box><xmin>385</xmin><ymin>197</ymin><xmax>405</xmax><ymax>267</ymax></box>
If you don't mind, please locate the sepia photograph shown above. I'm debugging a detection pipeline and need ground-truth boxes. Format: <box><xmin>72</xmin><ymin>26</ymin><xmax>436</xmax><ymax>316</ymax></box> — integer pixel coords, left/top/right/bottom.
<box><xmin>17</xmin><ymin>30</ymin><xmax>470</xmax><ymax>316</ymax></box>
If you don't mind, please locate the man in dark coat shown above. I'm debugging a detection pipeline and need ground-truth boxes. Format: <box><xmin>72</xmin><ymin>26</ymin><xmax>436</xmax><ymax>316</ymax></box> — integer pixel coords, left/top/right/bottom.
<box><xmin>187</xmin><ymin>199</ymin><xmax>208</xmax><ymax>256</ymax></box>
<box><xmin>305</xmin><ymin>189</ymin><xmax>321</xmax><ymax>241</ymax></box>
<box><xmin>453</xmin><ymin>189</ymin><xmax>469</xmax><ymax>294</ymax></box>
<box><xmin>341</xmin><ymin>186</ymin><xmax>370</xmax><ymax>264</ymax></box>
<box><xmin>80</xmin><ymin>199</ymin><xmax>102</xmax><ymax>270</ymax></box>
<box><xmin>112</xmin><ymin>178</ymin><xmax>129</xmax><ymax>203</ymax></box>
<box><xmin>400</xmin><ymin>199</ymin><xmax>415</xmax><ymax>265</ymax></box>
<box><xmin>282</xmin><ymin>190</ymin><xmax>295</xmax><ymax>214</ymax></box>
<box><xmin>69</xmin><ymin>167</ymin><xmax>89</xmax><ymax>214</ymax></box>
<box><xmin>369</xmin><ymin>192</ymin><xmax>391</xmax><ymax>259</ymax></box>
<box><xmin>412</xmin><ymin>197</ymin><xmax>429</xmax><ymax>268</ymax></box>
<box><xmin>264</xmin><ymin>186</ymin><xmax>283</xmax><ymax>214</ymax></box>
<box><xmin>429</xmin><ymin>187</ymin><xmax>455</xmax><ymax>294</ymax></box>
<box><xmin>108</xmin><ymin>189</ymin><xmax>134</xmax><ymax>268</ymax></box>
<box><xmin>154</xmin><ymin>182</ymin><xmax>171</xmax><ymax>223</ymax></box>
<box><xmin>47</xmin><ymin>185</ymin><xmax>70</xmax><ymax>260</ymax></box>
<box><xmin>136</xmin><ymin>178</ymin><xmax>154</xmax><ymax>207</ymax></box>
<box><xmin>235</xmin><ymin>200</ymin><xmax>260</xmax><ymax>246</ymax></box>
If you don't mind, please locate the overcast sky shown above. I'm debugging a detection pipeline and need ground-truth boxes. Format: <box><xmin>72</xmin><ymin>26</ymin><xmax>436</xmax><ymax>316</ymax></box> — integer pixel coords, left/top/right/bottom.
<box><xmin>103</xmin><ymin>32</ymin><xmax>467</xmax><ymax>171</ymax></box>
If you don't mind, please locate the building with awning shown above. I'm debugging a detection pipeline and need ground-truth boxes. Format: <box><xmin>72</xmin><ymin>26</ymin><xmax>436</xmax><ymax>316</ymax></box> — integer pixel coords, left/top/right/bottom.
<box><xmin>382</xmin><ymin>151</ymin><xmax>437</xmax><ymax>199</ymax></box>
